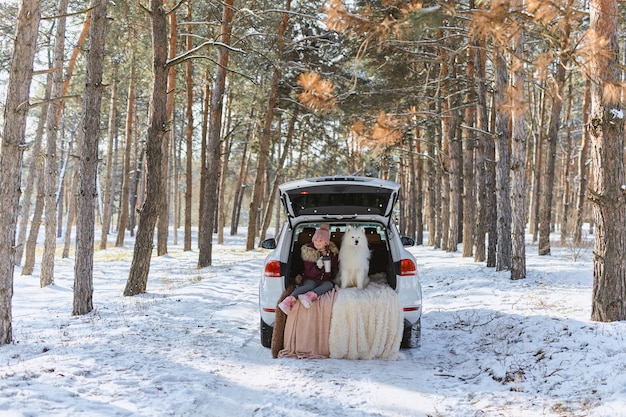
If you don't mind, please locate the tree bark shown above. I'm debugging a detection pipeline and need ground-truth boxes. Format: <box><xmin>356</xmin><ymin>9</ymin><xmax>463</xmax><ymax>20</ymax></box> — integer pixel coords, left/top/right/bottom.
<box><xmin>0</xmin><ymin>0</ymin><xmax>41</xmax><ymax>345</ymax></box>
<box><xmin>100</xmin><ymin>63</ymin><xmax>119</xmax><ymax>250</ymax></box>
<box><xmin>41</xmin><ymin>0</ymin><xmax>68</xmax><ymax>287</ymax></box>
<box><xmin>538</xmin><ymin>58</ymin><xmax>566</xmax><ymax>256</ymax></box>
<box><xmin>573</xmin><ymin>81</ymin><xmax>591</xmax><ymax>245</ymax></box>
<box><xmin>116</xmin><ymin>57</ymin><xmax>135</xmax><ymax>247</ymax></box>
<box><xmin>474</xmin><ymin>42</ymin><xmax>489</xmax><ymax>263</ymax></box>
<box><xmin>510</xmin><ymin>6</ymin><xmax>526</xmax><ymax>280</ymax></box>
<box><xmin>529</xmin><ymin>88</ymin><xmax>546</xmax><ymax>243</ymax></box>
<box><xmin>125</xmin><ymin>0</ymin><xmax>168</xmax><ymax>295</ymax></box>
<box><xmin>198</xmin><ymin>0</ymin><xmax>234</xmax><ymax>267</ymax></box>
<box><xmin>462</xmin><ymin>42</ymin><xmax>476</xmax><ymax>258</ymax></box>
<box><xmin>184</xmin><ymin>2</ymin><xmax>193</xmax><ymax>251</ymax></box>
<box><xmin>158</xmin><ymin>6</ymin><xmax>178</xmax><ymax>257</ymax></box>
<box><xmin>73</xmin><ymin>0</ymin><xmax>108</xmax><ymax>316</ymax></box>
<box><xmin>217</xmin><ymin>91</ymin><xmax>234</xmax><ymax>245</ymax></box>
<box><xmin>589</xmin><ymin>0</ymin><xmax>626</xmax><ymax>322</ymax></box>
<box><xmin>494</xmin><ymin>50</ymin><xmax>511</xmax><ymax>271</ymax></box>
<box><xmin>260</xmin><ymin>107</ymin><xmax>299</xmax><ymax>243</ymax></box>
<box><xmin>560</xmin><ymin>78</ymin><xmax>574</xmax><ymax>247</ymax></box>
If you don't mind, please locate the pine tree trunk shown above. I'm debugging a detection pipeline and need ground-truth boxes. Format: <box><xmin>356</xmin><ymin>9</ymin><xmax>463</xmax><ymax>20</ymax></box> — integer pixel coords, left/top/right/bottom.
<box><xmin>217</xmin><ymin>91</ymin><xmax>234</xmax><ymax>245</ymax></box>
<box><xmin>486</xmin><ymin>91</ymin><xmax>498</xmax><ymax>268</ymax></box>
<box><xmin>184</xmin><ymin>3</ymin><xmax>193</xmax><ymax>251</ymax></box>
<box><xmin>574</xmin><ymin>81</ymin><xmax>591</xmax><ymax>245</ymax></box>
<box><xmin>116</xmin><ymin>61</ymin><xmax>135</xmax><ymax>247</ymax></box>
<box><xmin>260</xmin><ymin>107</ymin><xmax>298</xmax><ymax>243</ymax></box>
<box><xmin>510</xmin><ymin>8</ymin><xmax>526</xmax><ymax>280</ymax></box>
<box><xmin>0</xmin><ymin>0</ymin><xmax>41</xmax><ymax>345</ymax></box>
<box><xmin>529</xmin><ymin>90</ymin><xmax>545</xmax><ymax>243</ymax></box>
<box><xmin>158</xmin><ymin>9</ymin><xmax>178</xmax><ymax>257</ymax></box>
<box><xmin>426</xmin><ymin>118</ymin><xmax>438</xmax><ymax>248</ymax></box>
<box><xmin>560</xmin><ymin>79</ymin><xmax>574</xmax><ymax>247</ymax></box>
<box><xmin>15</xmin><ymin>75</ymin><xmax>49</xmax><ymax>266</ymax></box>
<box><xmin>62</xmin><ymin>163</ymin><xmax>78</xmax><ymax>259</ymax></box>
<box><xmin>125</xmin><ymin>0</ymin><xmax>167</xmax><ymax>295</ymax></box>
<box><xmin>462</xmin><ymin>43</ymin><xmax>476</xmax><ymax>258</ymax></box>
<box><xmin>445</xmin><ymin>61</ymin><xmax>461</xmax><ymax>253</ymax></box>
<box><xmin>41</xmin><ymin>0</ymin><xmax>68</xmax><ymax>287</ymax></box>
<box><xmin>246</xmin><ymin>0</ymin><xmax>291</xmax><ymax>251</ymax></box>
<box><xmin>100</xmin><ymin>64</ymin><xmax>119</xmax><ymax>250</ymax></box>
<box><xmin>538</xmin><ymin>60</ymin><xmax>566</xmax><ymax>256</ymax></box>
<box><xmin>198</xmin><ymin>0</ymin><xmax>234</xmax><ymax>267</ymax></box>
<box><xmin>494</xmin><ymin>50</ymin><xmax>511</xmax><ymax>271</ymax></box>
<box><xmin>231</xmin><ymin>129</ymin><xmax>250</xmax><ymax>236</ymax></box>
<box><xmin>474</xmin><ymin>43</ymin><xmax>489</xmax><ymax>263</ymax></box>
<box><xmin>73</xmin><ymin>0</ymin><xmax>108</xmax><ymax>315</ymax></box>
<box><xmin>589</xmin><ymin>0</ymin><xmax>626</xmax><ymax>322</ymax></box>
<box><xmin>22</xmin><ymin>170</ymin><xmax>44</xmax><ymax>276</ymax></box>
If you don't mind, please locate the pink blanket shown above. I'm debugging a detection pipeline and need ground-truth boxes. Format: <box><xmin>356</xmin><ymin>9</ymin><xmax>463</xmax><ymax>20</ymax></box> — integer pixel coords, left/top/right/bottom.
<box><xmin>278</xmin><ymin>288</ymin><xmax>338</xmax><ymax>359</ymax></box>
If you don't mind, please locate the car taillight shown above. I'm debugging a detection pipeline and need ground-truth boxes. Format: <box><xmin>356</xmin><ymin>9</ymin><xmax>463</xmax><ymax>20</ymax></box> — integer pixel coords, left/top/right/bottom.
<box><xmin>400</xmin><ymin>259</ymin><xmax>416</xmax><ymax>276</ymax></box>
<box><xmin>264</xmin><ymin>260</ymin><xmax>281</xmax><ymax>278</ymax></box>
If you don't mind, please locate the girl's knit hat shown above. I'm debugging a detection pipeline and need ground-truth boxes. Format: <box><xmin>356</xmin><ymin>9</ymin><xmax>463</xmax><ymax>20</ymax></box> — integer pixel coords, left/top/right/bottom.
<box><xmin>312</xmin><ymin>223</ymin><xmax>330</xmax><ymax>244</ymax></box>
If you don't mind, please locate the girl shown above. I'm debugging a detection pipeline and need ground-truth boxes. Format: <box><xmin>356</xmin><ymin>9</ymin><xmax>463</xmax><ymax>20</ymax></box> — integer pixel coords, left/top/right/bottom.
<box><xmin>278</xmin><ymin>224</ymin><xmax>339</xmax><ymax>314</ymax></box>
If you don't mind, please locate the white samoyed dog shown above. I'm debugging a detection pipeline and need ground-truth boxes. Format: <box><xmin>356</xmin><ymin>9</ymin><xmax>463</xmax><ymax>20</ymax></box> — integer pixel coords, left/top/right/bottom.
<box><xmin>337</xmin><ymin>226</ymin><xmax>371</xmax><ymax>289</ymax></box>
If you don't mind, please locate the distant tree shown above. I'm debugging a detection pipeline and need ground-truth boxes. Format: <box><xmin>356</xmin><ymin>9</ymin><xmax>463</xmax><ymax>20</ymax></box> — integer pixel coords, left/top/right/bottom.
<box><xmin>494</xmin><ymin>48</ymin><xmax>511</xmax><ymax>272</ymax></box>
<box><xmin>41</xmin><ymin>0</ymin><xmax>68</xmax><ymax>287</ymax></box>
<box><xmin>588</xmin><ymin>0</ymin><xmax>626</xmax><ymax>322</ymax></box>
<box><xmin>198</xmin><ymin>0</ymin><xmax>234</xmax><ymax>267</ymax></box>
<box><xmin>573</xmin><ymin>81</ymin><xmax>591</xmax><ymax>245</ymax></box>
<box><xmin>0</xmin><ymin>0</ymin><xmax>41</xmax><ymax>345</ymax></box>
<box><xmin>183</xmin><ymin>1</ymin><xmax>193</xmax><ymax>252</ymax></box>
<box><xmin>116</xmin><ymin>54</ymin><xmax>135</xmax><ymax>248</ymax></box>
<box><xmin>100</xmin><ymin>61</ymin><xmax>119</xmax><ymax>250</ymax></box>
<box><xmin>246</xmin><ymin>0</ymin><xmax>292</xmax><ymax>251</ymax></box>
<box><xmin>74</xmin><ymin>0</ymin><xmax>108</xmax><ymax>315</ymax></box>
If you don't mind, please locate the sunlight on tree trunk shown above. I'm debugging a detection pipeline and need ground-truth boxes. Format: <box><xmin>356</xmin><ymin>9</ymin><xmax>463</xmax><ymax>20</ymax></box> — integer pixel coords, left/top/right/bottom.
<box><xmin>0</xmin><ymin>0</ymin><xmax>41</xmax><ymax>345</ymax></box>
<box><xmin>588</xmin><ymin>0</ymin><xmax>626</xmax><ymax>322</ymax></box>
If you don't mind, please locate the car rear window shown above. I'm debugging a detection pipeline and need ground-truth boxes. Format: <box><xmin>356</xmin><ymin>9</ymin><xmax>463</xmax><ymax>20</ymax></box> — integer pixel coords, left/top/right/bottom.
<box><xmin>287</xmin><ymin>188</ymin><xmax>393</xmax><ymax>216</ymax></box>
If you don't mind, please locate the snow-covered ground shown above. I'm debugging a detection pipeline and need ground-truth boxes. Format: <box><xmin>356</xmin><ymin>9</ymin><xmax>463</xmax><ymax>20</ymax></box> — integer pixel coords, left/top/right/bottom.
<box><xmin>0</xmin><ymin>231</ymin><xmax>624</xmax><ymax>417</ymax></box>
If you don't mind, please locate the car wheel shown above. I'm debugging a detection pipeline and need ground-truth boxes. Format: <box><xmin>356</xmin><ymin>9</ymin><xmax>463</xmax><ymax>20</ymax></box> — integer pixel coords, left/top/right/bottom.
<box><xmin>260</xmin><ymin>318</ymin><xmax>274</xmax><ymax>348</ymax></box>
<box><xmin>400</xmin><ymin>318</ymin><xmax>421</xmax><ymax>349</ymax></box>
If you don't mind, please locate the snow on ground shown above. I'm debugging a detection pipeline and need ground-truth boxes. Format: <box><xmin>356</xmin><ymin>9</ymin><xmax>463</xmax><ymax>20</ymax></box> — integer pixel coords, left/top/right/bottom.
<box><xmin>0</xmin><ymin>231</ymin><xmax>625</xmax><ymax>417</ymax></box>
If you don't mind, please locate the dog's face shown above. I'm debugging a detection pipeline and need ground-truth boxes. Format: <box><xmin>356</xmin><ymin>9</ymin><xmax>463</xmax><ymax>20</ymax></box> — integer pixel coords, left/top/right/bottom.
<box><xmin>343</xmin><ymin>226</ymin><xmax>366</xmax><ymax>246</ymax></box>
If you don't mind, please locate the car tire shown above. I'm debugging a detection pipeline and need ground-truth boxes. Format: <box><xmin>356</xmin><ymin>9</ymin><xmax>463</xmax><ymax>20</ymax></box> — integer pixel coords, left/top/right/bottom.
<box><xmin>400</xmin><ymin>318</ymin><xmax>421</xmax><ymax>349</ymax></box>
<box><xmin>260</xmin><ymin>318</ymin><xmax>274</xmax><ymax>348</ymax></box>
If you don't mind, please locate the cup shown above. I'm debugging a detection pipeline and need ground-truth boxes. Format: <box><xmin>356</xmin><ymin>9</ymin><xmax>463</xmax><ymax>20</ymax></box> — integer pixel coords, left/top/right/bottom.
<box><xmin>322</xmin><ymin>255</ymin><xmax>331</xmax><ymax>273</ymax></box>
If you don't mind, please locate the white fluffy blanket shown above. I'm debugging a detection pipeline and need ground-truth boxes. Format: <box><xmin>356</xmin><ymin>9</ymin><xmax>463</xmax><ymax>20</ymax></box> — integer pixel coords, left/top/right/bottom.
<box><xmin>329</xmin><ymin>282</ymin><xmax>404</xmax><ymax>360</ymax></box>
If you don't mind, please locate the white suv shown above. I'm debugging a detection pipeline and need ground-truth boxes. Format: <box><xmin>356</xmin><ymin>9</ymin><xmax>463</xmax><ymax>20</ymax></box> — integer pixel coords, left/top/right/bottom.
<box><xmin>259</xmin><ymin>176</ymin><xmax>422</xmax><ymax>348</ymax></box>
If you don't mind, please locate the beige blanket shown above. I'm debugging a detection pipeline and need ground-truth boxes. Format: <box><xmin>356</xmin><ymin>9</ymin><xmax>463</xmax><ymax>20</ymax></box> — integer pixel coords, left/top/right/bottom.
<box><xmin>278</xmin><ymin>288</ymin><xmax>338</xmax><ymax>359</ymax></box>
<box><xmin>329</xmin><ymin>282</ymin><xmax>404</xmax><ymax>360</ymax></box>
<box><xmin>278</xmin><ymin>282</ymin><xmax>404</xmax><ymax>360</ymax></box>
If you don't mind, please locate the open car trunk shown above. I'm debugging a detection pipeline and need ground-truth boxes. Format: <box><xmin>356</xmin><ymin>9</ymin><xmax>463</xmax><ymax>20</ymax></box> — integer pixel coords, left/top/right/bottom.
<box><xmin>286</xmin><ymin>222</ymin><xmax>396</xmax><ymax>290</ymax></box>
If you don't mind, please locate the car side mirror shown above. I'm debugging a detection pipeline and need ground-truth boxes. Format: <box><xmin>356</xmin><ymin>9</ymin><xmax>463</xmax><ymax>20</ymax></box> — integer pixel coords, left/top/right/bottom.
<box><xmin>261</xmin><ymin>238</ymin><xmax>276</xmax><ymax>249</ymax></box>
<box><xmin>401</xmin><ymin>236</ymin><xmax>415</xmax><ymax>247</ymax></box>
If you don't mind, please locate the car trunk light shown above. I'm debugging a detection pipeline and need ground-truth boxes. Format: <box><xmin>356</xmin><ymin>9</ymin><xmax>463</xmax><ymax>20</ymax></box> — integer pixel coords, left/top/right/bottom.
<box><xmin>264</xmin><ymin>260</ymin><xmax>281</xmax><ymax>277</ymax></box>
<box><xmin>400</xmin><ymin>258</ymin><xmax>416</xmax><ymax>276</ymax></box>
<box><xmin>263</xmin><ymin>307</ymin><xmax>276</xmax><ymax>313</ymax></box>
<box><xmin>403</xmin><ymin>306</ymin><xmax>420</xmax><ymax>312</ymax></box>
